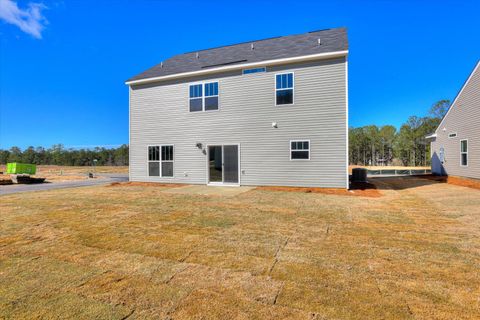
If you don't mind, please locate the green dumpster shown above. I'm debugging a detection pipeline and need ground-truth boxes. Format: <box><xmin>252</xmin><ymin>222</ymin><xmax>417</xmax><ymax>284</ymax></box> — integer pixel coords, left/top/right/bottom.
<box><xmin>6</xmin><ymin>163</ymin><xmax>37</xmax><ymax>175</ymax></box>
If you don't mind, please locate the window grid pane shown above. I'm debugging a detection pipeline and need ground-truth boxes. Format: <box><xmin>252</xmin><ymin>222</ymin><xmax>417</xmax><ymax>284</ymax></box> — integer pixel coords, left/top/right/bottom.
<box><xmin>243</xmin><ymin>67</ymin><xmax>266</xmax><ymax>74</ymax></box>
<box><xmin>162</xmin><ymin>162</ymin><xmax>173</xmax><ymax>177</ymax></box>
<box><xmin>162</xmin><ymin>146</ymin><xmax>173</xmax><ymax>161</ymax></box>
<box><xmin>190</xmin><ymin>98</ymin><xmax>203</xmax><ymax>112</ymax></box>
<box><xmin>276</xmin><ymin>73</ymin><xmax>293</xmax><ymax>89</ymax></box>
<box><xmin>291</xmin><ymin>141</ymin><xmax>310</xmax><ymax>160</ymax></box>
<box><xmin>148</xmin><ymin>162</ymin><xmax>160</xmax><ymax>176</ymax></box>
<box><xmin>148</xmin><ymin>146</ymin><xmax>159</xmax><ymax>161</ymax></box>
<box><xmin>205</xmin><ymin>97</ymin><xmax>219</xmax><ymax>110</ymax></box>
<box><xmin>291</xmin><ymin>151</ymin><xmax>309</xmax><ymax>159</ymax></box>
<box><xmin>205</xmin><ymin>82</ymin><xmax>218</xmax><ymax>97</ymax></box>
<box><xmin>276</xmin><ymin>89</ymin><xmax>293</xmax><ymax>105</ymax></box>
<box><xmin>190</xmin><ymin>84</ymin><xmax>202</xmax><ymax>98</ymax></box>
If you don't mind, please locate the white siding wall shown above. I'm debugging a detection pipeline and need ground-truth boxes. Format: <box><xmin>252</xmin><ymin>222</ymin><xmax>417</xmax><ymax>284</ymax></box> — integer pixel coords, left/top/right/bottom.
<box><xmin>130</xmin><ymin>57</ymin><xmax>348</xmax><ymax>188</ymax></box>
<box><xmin>431</xmin><ymin>63</ymin><xmax>480</xmax><ymax>179</ymax></box>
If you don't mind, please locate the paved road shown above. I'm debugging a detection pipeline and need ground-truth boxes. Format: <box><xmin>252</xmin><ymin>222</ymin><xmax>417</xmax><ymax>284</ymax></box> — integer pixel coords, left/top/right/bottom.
<box><xmin>0</xmin><ymin>174</ymin><xmax>129</xmax><ymax>196</ymax></box>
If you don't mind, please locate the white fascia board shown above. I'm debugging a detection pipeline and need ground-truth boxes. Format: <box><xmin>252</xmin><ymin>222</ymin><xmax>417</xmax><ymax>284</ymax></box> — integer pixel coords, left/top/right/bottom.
<box><xmin>425</xmin><ymin>133</ymin><xmax>437</xmax><ymax>139</ymax></box>
<box><xmin>435</xmin><ymin>61</ymin><xmax>480</xmax><ymax>133</ymax></box>
<box><xmin>125</xmin><ymin>50</ymin><xmax>349</xmax><ymax>86</ymax></box>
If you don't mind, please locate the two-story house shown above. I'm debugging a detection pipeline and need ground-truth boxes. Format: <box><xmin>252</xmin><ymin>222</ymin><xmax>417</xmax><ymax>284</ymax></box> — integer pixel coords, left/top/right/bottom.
<box><xmin>126</xmin><ymin>28</ymin><xmax>349</xmax><ymax>188</ymax></box>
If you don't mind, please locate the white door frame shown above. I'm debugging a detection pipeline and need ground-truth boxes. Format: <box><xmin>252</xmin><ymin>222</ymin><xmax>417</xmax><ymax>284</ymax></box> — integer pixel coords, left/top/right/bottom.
<box><xmin>206</xmin><ymin>143</ymin><xmax>241</xmax><ymax>186</ymax></box>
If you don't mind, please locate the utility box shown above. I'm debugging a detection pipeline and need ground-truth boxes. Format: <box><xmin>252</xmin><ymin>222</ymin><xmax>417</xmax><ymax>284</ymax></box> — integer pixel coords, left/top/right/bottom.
<box><xmin>351</xmin><ymin>168</ymin><xmax>367</xmax><ymax>183</ymax></box>
<box><xmin>6</xmin><ymin>163</ymin><xmax>37</xmax><ymax>175</ymax></box>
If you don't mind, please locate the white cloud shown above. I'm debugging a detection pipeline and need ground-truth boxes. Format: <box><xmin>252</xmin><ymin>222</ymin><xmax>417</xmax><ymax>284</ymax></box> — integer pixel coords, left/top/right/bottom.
<box><xmin>0</xmin><ymin>0</ymin><xmax>47</xmax><ymax>39</ymax></box>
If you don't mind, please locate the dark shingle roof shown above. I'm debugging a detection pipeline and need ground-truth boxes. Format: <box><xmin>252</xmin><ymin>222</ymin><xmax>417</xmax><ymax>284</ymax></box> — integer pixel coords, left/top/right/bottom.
<box><xmin>127</xmin><ymin>27</ymin><xmax>348</xmax><ymax>83</ymax></box>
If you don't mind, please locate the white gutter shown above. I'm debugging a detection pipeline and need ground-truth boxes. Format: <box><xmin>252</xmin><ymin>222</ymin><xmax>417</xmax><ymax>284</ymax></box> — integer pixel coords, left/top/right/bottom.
<box><xmin>125</xmin><ymin>50</ymin><xmax>349</xmax><ymax>86</ymax></box>
<box><xmin>425</xmin><ymin>133</ymin><xmax>437</xmax><ymax>139</ymax></box>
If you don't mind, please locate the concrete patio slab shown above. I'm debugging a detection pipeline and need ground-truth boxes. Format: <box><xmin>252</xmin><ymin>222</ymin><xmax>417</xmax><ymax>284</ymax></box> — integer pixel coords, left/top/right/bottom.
<box><xmin>162</xmin><ymin>185</ymin><xmax>254</xmax><ymax>197</ymax></box>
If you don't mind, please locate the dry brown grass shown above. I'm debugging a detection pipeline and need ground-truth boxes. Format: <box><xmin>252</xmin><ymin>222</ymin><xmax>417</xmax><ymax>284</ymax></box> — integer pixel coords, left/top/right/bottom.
<box><xmin>1</xmin><ymin>177</ymin><xmax>479</xmax><ymax>319</ymax></box>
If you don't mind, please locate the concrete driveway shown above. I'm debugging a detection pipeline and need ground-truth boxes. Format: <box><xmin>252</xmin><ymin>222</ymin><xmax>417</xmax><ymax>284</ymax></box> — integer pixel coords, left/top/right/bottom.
<box><xmin>0</xmin><ymin>174</ymin><xmax>128</xmax><ymax>196</ymax></box>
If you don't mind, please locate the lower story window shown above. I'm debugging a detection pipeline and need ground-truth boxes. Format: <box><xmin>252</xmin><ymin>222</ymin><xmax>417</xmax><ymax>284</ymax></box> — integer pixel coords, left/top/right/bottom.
<box><xmin>161</xmin><ymin>145</ymin><xmax>174</xmax><ymax>177</ymax></box>
<box><xmin>148</xmin><ymin>145</ymin><xmax>174</xmax><ymax>176</ymax></box>
<box><xmin>148</xmin><ymin>146</ymin><xmax>160</xmax><ymax>176</ymax></box>
<box><xmin>291</xmin><ymin>140</ymin><xmax>310</xmax><ymax>160</ymax></box>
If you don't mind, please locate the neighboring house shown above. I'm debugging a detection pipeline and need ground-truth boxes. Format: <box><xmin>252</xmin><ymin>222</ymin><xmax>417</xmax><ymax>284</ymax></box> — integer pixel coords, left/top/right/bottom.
<box><xmin>126</xmin><ymin>28</ymin><xmax>349</xmax><ymax>188</ymax></box>
<box><xmin>427</xmin><ymin>61</ymin><xmax>480</xmax><ymax>180</ymax></box>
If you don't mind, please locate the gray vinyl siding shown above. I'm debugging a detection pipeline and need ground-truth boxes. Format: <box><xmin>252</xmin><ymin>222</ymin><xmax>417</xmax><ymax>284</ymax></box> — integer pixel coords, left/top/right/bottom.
<box><xmin>129</xmin><ymin>57</ymin><xmax>347</xmax><ymax>188</ymax></box>
<box><xmin>431</xmin><ymin>63</ymin><xmax>480</xmax><ymax>180</ymax></box>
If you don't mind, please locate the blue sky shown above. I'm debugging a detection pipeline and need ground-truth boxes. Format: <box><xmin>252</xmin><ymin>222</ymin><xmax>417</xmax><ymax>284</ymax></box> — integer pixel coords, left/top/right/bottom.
<box><xmin>1</xmin><ymin>0</ymin><xmax>479</xmax><ymax>149</ymax></box>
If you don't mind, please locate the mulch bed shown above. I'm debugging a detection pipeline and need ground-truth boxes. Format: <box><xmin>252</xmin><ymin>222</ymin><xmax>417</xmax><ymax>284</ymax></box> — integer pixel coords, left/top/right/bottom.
<box><xmin>420</xmin><ymin>175</ymin><xmax>480</xmax><ymax>191</ymax></box>
<box><xmin>109</xmin><ymin>181</ymin><xmax>383</xmax><ymax>197</ymax></box>
<box><xmin>108</xmin><ymin>181</ymin><xmax>186</xmax><ymax>188</ymax></box>
<box><xmin>256</xmin><ymin>182</ymin><xmax>382</xmax><ymax>198</ymax></box>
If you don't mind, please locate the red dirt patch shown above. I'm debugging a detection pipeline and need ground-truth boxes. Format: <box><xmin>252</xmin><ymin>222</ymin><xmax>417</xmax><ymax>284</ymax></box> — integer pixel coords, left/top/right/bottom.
<box><xmin>421</xmin><ymin>175</ymin><xmax>480</xmax><ymax>191</ymax></box>
<box><xmin>256</xmin><ymin>182</ymin><xmax>381</xmax><ymax>198</ymax></box>
<box><xmin>107</xmin><ymin>181</ymin><xmax>186</xmax><ymax>188</ymax></box>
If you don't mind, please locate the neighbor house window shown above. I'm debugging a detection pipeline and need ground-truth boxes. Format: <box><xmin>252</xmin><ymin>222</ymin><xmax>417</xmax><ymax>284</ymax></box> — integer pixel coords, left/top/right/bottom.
<box><xmin>189</xmin><ymin>82</ymin><xmax>219</xmax><ymax>112</ymax></box>
<box><xmin>148</xmin><ymin>146</ymin><xmax>160</xmax><ymax>176</ymax></box>
<box><xmin>448</xmin><ymin>132</ymin><xmax>457</xmax><ymax>138</ymax></box>
<box><xmin>290</xmin><ymin>140</ymin><xmax>310</xmax><ymax>160</ymax></box>
<box><xmin>243</xmin><ymin>67</ymin><xmax>266</xmax><ymax>75</ymax></box>
<box><xmin>161</xmin><ymin>145</ymin><xmax>174</xmax><ymax>177</ymax></box>
<box><xmin>461</xmin><ymin>139</ymin><xmax>468</xmax><ymax>166</ymax></box>
<box><xmin>276</xmin><ymin>73</ymin><xmax>294</xmax><ymax>105</ymax></box>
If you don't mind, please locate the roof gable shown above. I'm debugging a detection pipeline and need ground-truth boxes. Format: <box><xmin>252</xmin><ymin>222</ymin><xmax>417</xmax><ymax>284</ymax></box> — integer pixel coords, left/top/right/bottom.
<box><xmin>435</xmin><ymin>61</ymin><xmax>480</xmax><ymax>133</ymax></box>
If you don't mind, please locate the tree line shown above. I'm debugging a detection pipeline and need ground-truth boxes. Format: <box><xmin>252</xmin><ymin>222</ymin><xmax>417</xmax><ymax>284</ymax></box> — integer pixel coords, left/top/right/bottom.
<box><xmin>0</xmin><ymin>144</ymin><xmax>129</xmax><ymax>166</ymax></box>
<box><xmin>349</xmin><ymin>100</ymin><xmax>449</xmax><ymax>166</ymax></box>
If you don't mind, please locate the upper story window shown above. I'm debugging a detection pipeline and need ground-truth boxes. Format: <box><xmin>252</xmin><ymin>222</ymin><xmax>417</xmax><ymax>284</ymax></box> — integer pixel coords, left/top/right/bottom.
<box><xmin>204</xmin><ymin>82</ymin><xmax>219</xmax><ymax>111</ymax></box>
<box><xmin>243</xmin><ymin>67</ymin><xmax>266</xmax><ymax>75</ymax></box>
<box><xmin>189</xmin><ymin>82</ymin><xmax>219</xmax><ymax>112</ymax></box>
<box><xmin>189</xmin><ymin>84</ymin><xmax>203</xmax><ymax>112</ymax></box>
<box><xmin>460</xmin><ymin>140</ymin><xmax>468</xmax><ymax>166</ymax></box>
<box><xmin>448</xmin><ymin>132</ymin><xmax>457</xmax><ymax>138</ymax></box>
<box><xmin>276</xmin><ymin>73</ymin><xmax>294</xmax><ymax>105</ymax></box>
<box><xmin>290</xmin><ymin>140</ymin><xmax>310</xmax><ymax>160</ymax></box>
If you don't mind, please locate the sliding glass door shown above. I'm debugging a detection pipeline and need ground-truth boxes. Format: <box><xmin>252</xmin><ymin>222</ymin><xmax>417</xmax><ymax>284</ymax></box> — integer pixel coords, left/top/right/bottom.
<box><xmin>208</xmin><ymin>145</ymin><xmax>239</xmax><ymax>185</ymax></box>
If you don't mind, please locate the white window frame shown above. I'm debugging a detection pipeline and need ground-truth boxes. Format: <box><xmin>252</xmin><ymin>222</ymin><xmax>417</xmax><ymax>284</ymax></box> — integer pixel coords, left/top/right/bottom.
<box><xmin>205</xmin><ymin>143</ymin><xmax>241</xmax><ymax>186</ymax></box>
<box><xmin>242</xmin><ymin>67</ymin><xmax>266</xmax><ymax>75</ymax></box>
<box><xmin>188</xmin><ymin>81</ymin><xmax>220</xmax><ymax>112</ymax></box>
<box><xmin>290</xmin><ymin>139</ymin><xmax>310</xmax><ymax>161</ymax></box>
<box><xmin>448</xmin><ymin>132</ymin><xmax>457</xmax><ymax>138</ymax></box>
<box><xmin>460</xmin><ymin>139</ymin><xmax>468</xmax><ymax>167</ymax></box>
<box><xmin>147</xmin><ymin>144</ymin><xmax>175</xmax><ymax>177</ymax></box>
<box><xmin>147</xmin><ymin>145</ymin><xmax>160</xmax><ymax>177</ymax></box>
<box><xmin>275</xmin><ymin>72</ymin><xmax>295</xmax><ymax>106</ymax></box>
<box><xmin>161</xmin><ymin>144</ymin><xmax>175</xmax><ymax>178</ymax></box>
